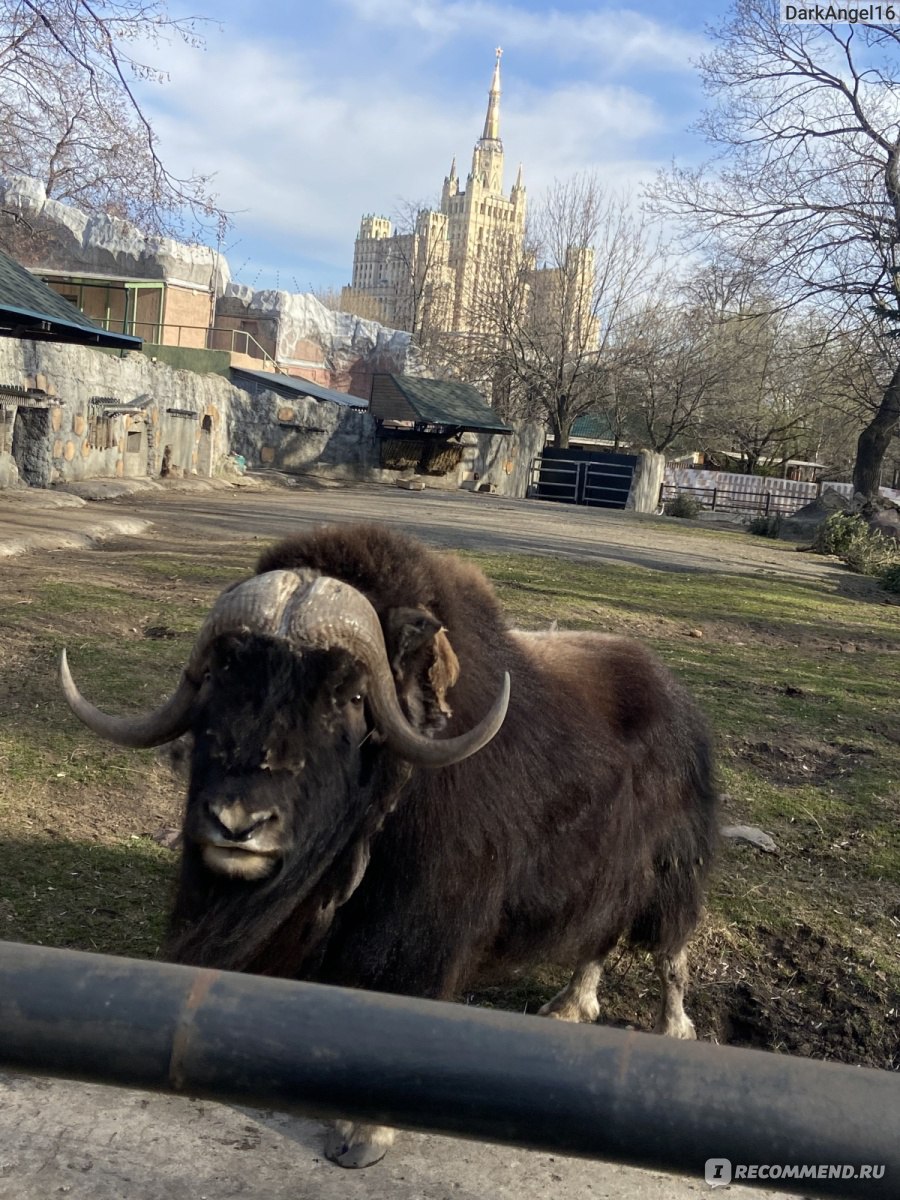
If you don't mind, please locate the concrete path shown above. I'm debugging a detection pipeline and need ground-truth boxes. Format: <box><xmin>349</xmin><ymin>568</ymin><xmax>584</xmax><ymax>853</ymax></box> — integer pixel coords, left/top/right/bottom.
<box><xmin>0</xmin><ymin>1071</ymin><xmax>792</xmax><ymax>1200</ymax></box>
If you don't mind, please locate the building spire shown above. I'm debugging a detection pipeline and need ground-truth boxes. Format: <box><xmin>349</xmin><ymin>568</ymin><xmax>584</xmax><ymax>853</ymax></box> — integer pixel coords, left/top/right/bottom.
<box><xmin>481</xmin><ymin>47</ymin><xmax>502</xmax><ymax>142</ymax></box>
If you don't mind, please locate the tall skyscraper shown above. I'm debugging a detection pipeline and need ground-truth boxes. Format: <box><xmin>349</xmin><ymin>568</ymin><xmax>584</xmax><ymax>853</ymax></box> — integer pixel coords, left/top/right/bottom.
<box><xmin>344</xmin><ymin>50</ymin><xmax>527</xmax><ymax>336</ymax></box>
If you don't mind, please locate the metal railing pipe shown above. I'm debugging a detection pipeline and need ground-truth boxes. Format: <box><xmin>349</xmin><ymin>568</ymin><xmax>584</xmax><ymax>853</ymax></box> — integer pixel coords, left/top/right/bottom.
<box><xmin>0</xmin><ymin>941</ymin><xmax>896</xmax><ymax>1198</ymax></box>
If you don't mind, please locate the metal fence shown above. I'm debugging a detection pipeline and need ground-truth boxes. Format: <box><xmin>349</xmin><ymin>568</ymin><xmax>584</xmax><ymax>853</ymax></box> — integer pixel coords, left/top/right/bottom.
<box><xmin>531</xmin><ymin>453</ymin><xmax>636</xmax><ymax>508</ymax></box>
<box><xmin>98</xmin><ymin>319</ymin><xmax>280</xmax><ymax>369</ymax></box>
<box><xmin>659</xmin><ymin>482</ymin><xmax>812</xmax><ymax>517</ymax></box>
<box><xmin>0</xmin><ymin>941</ymin><xmax>897</xmax><ymax>1199</ymax></box>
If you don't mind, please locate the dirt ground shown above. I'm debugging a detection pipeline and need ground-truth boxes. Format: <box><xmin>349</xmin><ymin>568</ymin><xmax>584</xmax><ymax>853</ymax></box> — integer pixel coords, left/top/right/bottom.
<box><xmin>106</xmin><ymin>478</ymin><xmax>876</xmax><ymax>587</ymax></box>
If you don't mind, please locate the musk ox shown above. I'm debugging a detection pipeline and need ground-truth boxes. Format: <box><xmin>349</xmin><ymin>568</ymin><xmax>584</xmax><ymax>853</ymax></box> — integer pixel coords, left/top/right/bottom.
<box><xmin>61</xmin><ymin>523</ymin><xmax>718</xmax><ymax>1168</ymax></box>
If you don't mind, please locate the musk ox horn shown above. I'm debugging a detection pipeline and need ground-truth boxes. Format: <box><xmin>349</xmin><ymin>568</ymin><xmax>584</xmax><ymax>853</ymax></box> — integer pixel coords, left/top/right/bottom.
<box><xmin>59</xmin><ymin>571</ymin><xmax>313</xmax><ymax>748</ymax></box>
<box><xmin>61</xmin><ymin>570</ymin><xmax>509</xmax><ymax>765</ymax></box>
<box><xmin>60</xmin><ymin>647</ymin><xmax>201</xmax><ymax>748</ymax></box>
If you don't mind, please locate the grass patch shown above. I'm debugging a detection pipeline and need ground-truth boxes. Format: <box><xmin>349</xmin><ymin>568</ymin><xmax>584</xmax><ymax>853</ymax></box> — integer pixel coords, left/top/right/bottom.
<box><xmin>0</xmin><ymin>836</ymin><xmax>175</xmax><ymax>957</ymax></box>
<box><xmin>1</xmin><ymin>535</ymin><xmax>898</xmax><ymax>1068</ymax></box>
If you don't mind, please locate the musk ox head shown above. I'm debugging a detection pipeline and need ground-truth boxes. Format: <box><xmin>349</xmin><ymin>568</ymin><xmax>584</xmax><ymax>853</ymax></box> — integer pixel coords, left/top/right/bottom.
<box><xmin>60</xmin><ymin>569</ymin><xmax>509</xmax><ymax>883</ymax></box>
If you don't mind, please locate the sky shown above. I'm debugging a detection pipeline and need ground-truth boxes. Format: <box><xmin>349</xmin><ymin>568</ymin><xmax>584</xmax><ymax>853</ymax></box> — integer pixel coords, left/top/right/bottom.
<box><xmin>134</xmin><ymin>0</ymin><xmax>730</xmax><ymax>295</ymax></box>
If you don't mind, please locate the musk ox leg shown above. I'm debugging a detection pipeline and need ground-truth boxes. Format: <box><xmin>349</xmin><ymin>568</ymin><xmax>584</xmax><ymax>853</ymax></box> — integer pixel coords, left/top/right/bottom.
<box><xmin>324</xmin><ymin>1120</ymin><xmax>396</xmax><ymax>1169</ymax></box>
<box><xmin>653</xmin><ymin>946</ymin><xmax>696</xmax><ymax>1039</ymax></box>
<box><xmin>538</xmin><ymin>958</ymin><xmax>604</xmax><ymax>1023</ymax></box>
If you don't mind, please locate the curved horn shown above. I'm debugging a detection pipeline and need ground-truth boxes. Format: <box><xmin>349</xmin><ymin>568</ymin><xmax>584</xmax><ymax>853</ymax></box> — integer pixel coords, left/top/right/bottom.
<box><xmin>60</xmin><ymin>648</ymin><xmax>199</xmax><ymax>749</ymax></box>
<box><xmin>284</xmin><ymin>576</ymin><xmax>510</xmax><ymax>767</ymax></box>
<box><xmin>61</xmin><ymin>568</ymin><xmax>510</xmax><ymax>764</ymax></box>
<box><xmin>59</xmin><ymin>570</ymin><xmax>319</xmax><ymax>748</ymax></box>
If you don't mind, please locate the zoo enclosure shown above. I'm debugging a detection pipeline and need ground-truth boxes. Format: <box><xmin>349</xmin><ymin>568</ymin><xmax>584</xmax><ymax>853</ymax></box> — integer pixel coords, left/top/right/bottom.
<box><xmin>0</xmin><ymin>940</ymin><xmax>897</xmax><ymax>1200</ymax></box>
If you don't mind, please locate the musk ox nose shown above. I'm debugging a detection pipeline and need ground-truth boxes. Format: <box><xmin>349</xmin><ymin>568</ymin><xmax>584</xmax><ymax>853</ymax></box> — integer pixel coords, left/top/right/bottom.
<box><xmin>204</xmin><ymin>800</ymin><xmax>278</xmax><ymax>843</ymax></box>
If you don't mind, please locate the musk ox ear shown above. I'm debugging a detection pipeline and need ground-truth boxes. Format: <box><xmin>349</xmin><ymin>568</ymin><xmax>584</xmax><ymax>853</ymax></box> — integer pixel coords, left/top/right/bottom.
<box><xmin>428</xmin><ymin>627</ymin><xmax>459</xmax><ymax>719</ymax></box>
<box><xmin>384</xmin><ymin>606</ymin><xmax>460</xmax><ymax>734</ymax></box>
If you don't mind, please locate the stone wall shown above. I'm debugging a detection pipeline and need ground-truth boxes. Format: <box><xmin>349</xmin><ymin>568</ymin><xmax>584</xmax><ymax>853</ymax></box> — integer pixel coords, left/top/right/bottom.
<box><xmin>228</xmin><ymin>380</ymin><xmax>542</xmax><ymax>497</ymax></box>
<box><xmin>0</xmin><ymin>340</ymin><xmax>233</xmax><ymax>486</ymax></box>
<box><xmin>228</xmin><ymin>388</ymin><xmax>377</xmax><ymax>480</ymax></box>
<box><xmin>0</xmin><ymin>338</ymin><xmax>545</xmax><ymax>500</ymax></box>
<box><xmin>467</xmin><ymin>420</ymin><xmax>546</xmax><ymax>498</ymax></box>
<box><xmin>626</xmin><ymin>451</ymin><xmax>666</xmax><ymax>514</ymax></box>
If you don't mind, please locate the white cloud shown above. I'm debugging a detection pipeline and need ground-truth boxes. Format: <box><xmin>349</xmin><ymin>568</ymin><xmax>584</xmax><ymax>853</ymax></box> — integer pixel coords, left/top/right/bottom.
<box><xmin>135</xmin><ymin>13</ymin><xmax>693</xmax><ymax>288</ymax></box>
<box><xmin>333</xmin><ymin>0</ymin><xmax>707</xmax><ymax>72</ymax></box>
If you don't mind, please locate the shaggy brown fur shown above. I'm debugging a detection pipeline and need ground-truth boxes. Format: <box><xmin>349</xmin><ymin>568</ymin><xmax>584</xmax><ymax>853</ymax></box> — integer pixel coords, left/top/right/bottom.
<box><xmin>166</xmin><ymin>523</ymin><xmax>718</xmax><ymax>1014</ymax></box>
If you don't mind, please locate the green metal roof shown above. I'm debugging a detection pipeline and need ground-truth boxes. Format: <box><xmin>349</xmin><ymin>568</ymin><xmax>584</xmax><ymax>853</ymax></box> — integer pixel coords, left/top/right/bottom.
<box><xmin>0</xmin><ymin>250</ymin><xmax>141</xmax><ymax>350</ymax></box>
<box><xmin>570</xmin><ymin>412</ymin><xmax>615</xmax><ymax>442</ymax></box>
<box><xmin>376</xmin><ymin>374</ymin><xmax>511</xmax><ymax>434</ymax></box>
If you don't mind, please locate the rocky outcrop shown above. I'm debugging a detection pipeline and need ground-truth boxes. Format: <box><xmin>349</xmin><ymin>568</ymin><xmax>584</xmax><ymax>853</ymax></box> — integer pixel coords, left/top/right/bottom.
<box><xmin>0</xmin><ymin>173</ymin><xmax>412</xmax><ymax>387</ymax></box>
<box><xmin>219</xmin><ymin>285</ymin><xmax>413</xmax><ymax>380</ymax></box>
<box><xmin>0</xmin><ymin>174</ymin><xmax>228</xmax><ymax>290</ymax></box>
<box><xmin>779</xmin><ymin>486</ymin><xmax>850</xmax><ymax>537</ymax></box>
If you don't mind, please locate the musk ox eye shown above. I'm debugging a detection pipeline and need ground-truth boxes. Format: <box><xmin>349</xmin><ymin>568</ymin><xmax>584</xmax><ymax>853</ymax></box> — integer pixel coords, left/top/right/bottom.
<box><xmin>350</xmin><ymin>694</ymin><xmax>363</xmax><ymax>705</ymax></box>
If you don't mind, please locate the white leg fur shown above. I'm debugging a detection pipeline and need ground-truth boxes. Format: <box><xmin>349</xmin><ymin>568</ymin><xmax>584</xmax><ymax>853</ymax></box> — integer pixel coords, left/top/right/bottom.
<box><xmin>654</xmin><ymin>947</ymin><xmax>696</xmax><ymax>1039</ymax></box>
<box><xmin>538</xmin><ymin>960</ymin><xmax>602</xmax><ymax>1023</ymax></box>
<box><xmin>324</xmin><ymin>1120</ymin><xmax>396</xmax><ymax>1169</ymax></box>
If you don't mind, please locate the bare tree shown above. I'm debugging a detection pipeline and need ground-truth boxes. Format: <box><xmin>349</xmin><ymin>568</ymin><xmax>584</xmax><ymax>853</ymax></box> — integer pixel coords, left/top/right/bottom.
<box><xmin>613</xmin><ymin>299</ymin><xmax>725</xmax><ymax>455</ymax></box>
<box><xmin>649</xmin><ymin>0</ymin><xmax>900</xmax><ymax>497</ymax></box>
<box><xmin>464</xmin><ymin>176</ymin><xmax>661</xmax><ymax>447</ymax></box>
<box><xmin>389</xmin><ymin>199</ymin><xmax>456</xmax><ymax>343</ymax></box>
<box><xmin>704</xmin><ymin>311</ymin><xmax>834</xmax><ymax>473</ymax></box>
<box><xmin>0</xmin><ymin>0</ymin><xmax>224</xmax><ymax>237</ymax></box>
<box><xmin>822</xmin><ymin>315</ymin><xmax>900</xmax><ymax>483</ymax></box>
<box><xmin>607</xmin><ymin>259</ymin><xmax>857</xmax><ymax>470</ymax></box>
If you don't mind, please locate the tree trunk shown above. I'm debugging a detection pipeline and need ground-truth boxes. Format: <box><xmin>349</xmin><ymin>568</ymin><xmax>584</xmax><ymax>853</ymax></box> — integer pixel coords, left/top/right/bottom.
<box><xmin>852</xmin><ymin>364</ymin><xmax>900</xmax><ymax>499</ymax></box>
<box><xmin>549</xmin><ymin>409</ymin><xmax>572</xmax><ymax>449</ymax></box>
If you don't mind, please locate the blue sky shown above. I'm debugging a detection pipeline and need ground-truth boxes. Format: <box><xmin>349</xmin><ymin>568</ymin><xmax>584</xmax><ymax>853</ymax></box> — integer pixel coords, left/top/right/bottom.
<box><xmin>135</xmin><ymin>0</ymin><xmax>730</xmax><ymax>294</ymax></box>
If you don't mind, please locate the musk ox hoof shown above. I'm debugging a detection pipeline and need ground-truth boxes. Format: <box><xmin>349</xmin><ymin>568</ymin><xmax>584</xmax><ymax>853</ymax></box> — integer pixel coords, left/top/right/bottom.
<box><xmin>538</xmin><ymin>992</ymin><xmax>600</xmax><ymax>1023</ymax></box>
<box><xmin>324</xmin><ymin>1121</ymin><xmax>395</xmax><ymax>1168</ymax></box>
<box><xmin>657</xmin><ymin>1013</ymin><xmax>697</xmax><ymax>1039</ymax></box>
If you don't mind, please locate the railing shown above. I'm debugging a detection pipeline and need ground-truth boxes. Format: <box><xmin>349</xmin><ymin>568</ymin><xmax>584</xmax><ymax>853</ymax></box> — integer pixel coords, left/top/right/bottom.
<box><xmin>660</xmin><ymin>483</ymin><xmax>814</xmax><ymax>517</ymax></box>
<box><xmin>0</xmin><ymin>941</ymin><xmax>897</xmax><ymax>1199</ymax></box>
<box><xmin>97</xmin><ymin>319</ymin><xmax>281</xmax><ymax>371</ymax></box>
<box><xmin>205</xmin><ymin>326</ymin><xmax>279</xmax><ymax>368</ymax></box>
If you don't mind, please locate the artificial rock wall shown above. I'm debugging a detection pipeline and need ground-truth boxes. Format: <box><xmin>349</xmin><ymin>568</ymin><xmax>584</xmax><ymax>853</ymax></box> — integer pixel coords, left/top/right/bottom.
<box><xmin>0</xmin><ymin>341</ymin><xmax>232</xmax><ymax>487</ymax></box>
<box><xmin>0</xmin><ymin>341</ymin><xmax>541</xmax><ymax>500</ymax></box>
<box><xmin>229</xmin><ymin>382</ymin><xmax>543</xmax><ymax>497</ymax></box>
<box><xmin>0</xmin><ymin>174</ymin><xmax>226</xmax><ymax>289</ymax></box>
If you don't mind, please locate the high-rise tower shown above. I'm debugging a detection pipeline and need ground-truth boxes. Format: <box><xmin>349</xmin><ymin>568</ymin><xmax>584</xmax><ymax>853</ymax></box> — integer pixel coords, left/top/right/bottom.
<box><xmin>345</xmin><ymin>50</ymin><xmax>527</xmax><ymax>336</ymax></box>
